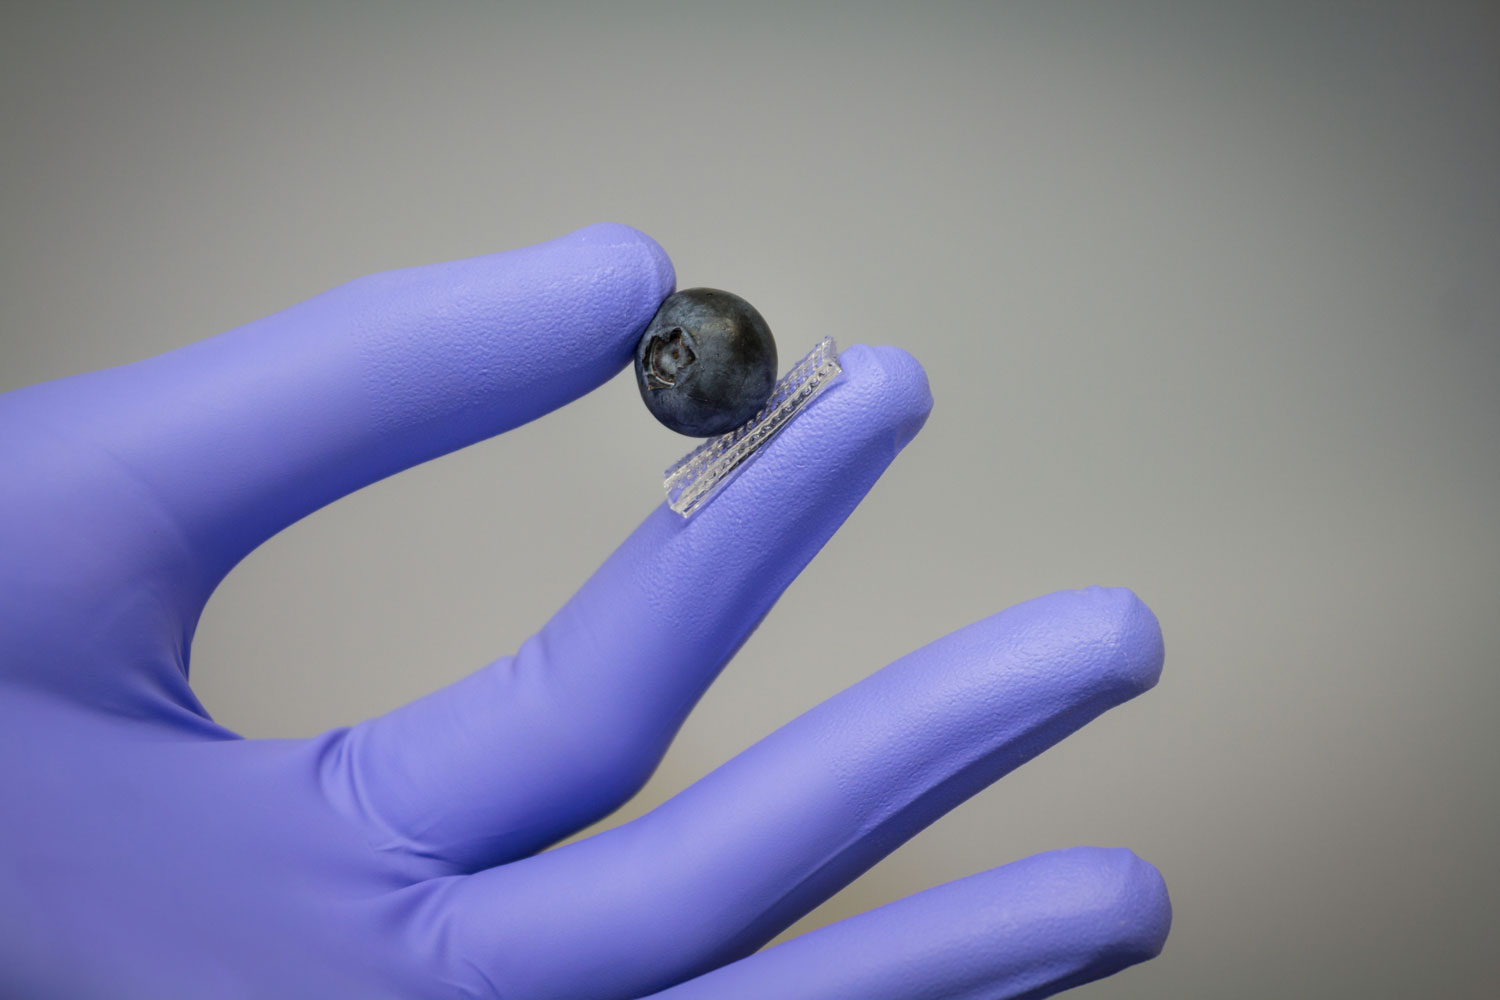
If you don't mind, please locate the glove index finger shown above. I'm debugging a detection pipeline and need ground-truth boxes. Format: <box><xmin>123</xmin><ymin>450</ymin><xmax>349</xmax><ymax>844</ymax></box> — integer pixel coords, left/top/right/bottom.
<box><xmin>350</xmin><ymin>222</ymin><xmax>674</xmax><ymax>447</ymax></box>
<box><xmin>15</xmin><ymin>222</ymin><xmax>674</xmax><ymax>589</ymax></box>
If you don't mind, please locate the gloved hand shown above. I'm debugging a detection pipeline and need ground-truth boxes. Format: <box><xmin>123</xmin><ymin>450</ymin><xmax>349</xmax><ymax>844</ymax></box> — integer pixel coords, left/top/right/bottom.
<box><xmin>0</xmin><ymin>223</ymin><xmax>1170</xmax><ymax>999</ymax></box>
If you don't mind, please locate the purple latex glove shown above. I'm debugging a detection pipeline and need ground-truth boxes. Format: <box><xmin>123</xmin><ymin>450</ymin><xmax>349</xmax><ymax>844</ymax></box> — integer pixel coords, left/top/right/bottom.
<box><xmin>0</xmin><ymin>223</ymin><xmax>1169</xmax><ymax>999</ymax></box>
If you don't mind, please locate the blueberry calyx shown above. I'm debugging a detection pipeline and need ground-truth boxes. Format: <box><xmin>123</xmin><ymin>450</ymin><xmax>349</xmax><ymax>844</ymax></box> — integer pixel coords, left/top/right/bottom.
<box><xmin>643</xmin><ymin>327</ymin><xmax>697</xmax><ymax>390</ymax></box>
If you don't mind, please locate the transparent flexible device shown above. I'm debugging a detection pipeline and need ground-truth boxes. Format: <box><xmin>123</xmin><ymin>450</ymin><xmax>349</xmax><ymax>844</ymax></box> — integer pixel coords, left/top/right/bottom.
<box><xmin>664</xmin><ymin>336</ymin><xmax>843</xmax><ymax>517</ymax></box>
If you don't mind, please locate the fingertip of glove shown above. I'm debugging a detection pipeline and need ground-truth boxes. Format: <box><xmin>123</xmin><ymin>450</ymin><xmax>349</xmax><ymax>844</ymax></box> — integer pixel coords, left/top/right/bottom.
<box><xmin>1020</xmin><ymin>847</ymin><xmax>1173</xmax><ymax>963</ymax></box>
<box><xmin>1036</xmin><ymin>586</ymin><xmax>1165</xmax><ymax>698</ymax></box>
<box><xmin>835</xmin><ymin>343</ymin><xmax>934</xmax><ymax>453</ymax></box>
<box><xmin>1102</xmin><ymin>587</ymin><xmax>1166</xmax><ymax>695</ymax></box>
<box><xmin>562</xmin><ymin>222</ymin><xmax>676</xmax><ymax>305</ymax></box>
<box><xmin>1088</xmin><ymin>847</ymin><xmax>1172</xmax><ymax>961</ymax></box>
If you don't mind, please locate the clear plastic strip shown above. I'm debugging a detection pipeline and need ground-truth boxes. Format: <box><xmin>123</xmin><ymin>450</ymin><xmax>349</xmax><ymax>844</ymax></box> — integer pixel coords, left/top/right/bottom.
<box><xmin>664</xmin><ymin>336</ymin><xmax>843</xmax><ymax>517</ymax></box>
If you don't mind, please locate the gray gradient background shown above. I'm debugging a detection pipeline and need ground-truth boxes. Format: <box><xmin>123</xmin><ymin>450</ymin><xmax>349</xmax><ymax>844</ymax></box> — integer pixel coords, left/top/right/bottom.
<box><xmin>3</xmin><ymin>1</ymin><xmax>1497</xmax><ymax>996</ymax></box>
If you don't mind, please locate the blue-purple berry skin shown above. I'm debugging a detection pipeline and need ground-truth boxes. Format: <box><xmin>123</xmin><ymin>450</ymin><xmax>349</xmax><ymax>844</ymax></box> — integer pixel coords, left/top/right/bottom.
<box><xmin>635</xmin><ymin>288</ymin><xmax>778</xmax><ymax>436</ymax></box>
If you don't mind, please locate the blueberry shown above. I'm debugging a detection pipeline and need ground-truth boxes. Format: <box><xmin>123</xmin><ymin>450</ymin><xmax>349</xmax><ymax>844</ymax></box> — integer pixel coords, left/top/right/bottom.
<box><xmin>635</xmin><ymin>288</ymin><xmax>778</xmax><ymax>436</ymax></box>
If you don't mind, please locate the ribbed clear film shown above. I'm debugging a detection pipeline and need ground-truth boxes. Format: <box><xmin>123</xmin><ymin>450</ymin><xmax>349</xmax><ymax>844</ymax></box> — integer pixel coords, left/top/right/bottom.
<box><xmin>664</xmin><ymin>337</ymin><xmax>843</xmax><ymax>517</ymax></box>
